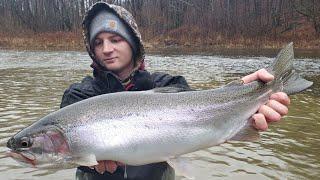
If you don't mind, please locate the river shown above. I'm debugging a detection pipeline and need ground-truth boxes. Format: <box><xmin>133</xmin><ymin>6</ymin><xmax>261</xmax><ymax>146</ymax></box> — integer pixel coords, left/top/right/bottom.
<box><xmin>0</xmin><ymin>49</ymin><xmax>319</xmax><ymax>180</ymax></box>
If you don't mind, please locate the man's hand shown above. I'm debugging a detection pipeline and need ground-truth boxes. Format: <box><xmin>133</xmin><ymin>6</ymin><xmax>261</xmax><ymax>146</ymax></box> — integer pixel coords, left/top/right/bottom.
<box><xmin>242</xmin><ymin>69</ymin><xmax>290</xmax><ymax>131</ymax></box>
<box><xmin>91</xmin><ymin>160</ymin><xmax>125</xmax><ymax>174</ymax></box>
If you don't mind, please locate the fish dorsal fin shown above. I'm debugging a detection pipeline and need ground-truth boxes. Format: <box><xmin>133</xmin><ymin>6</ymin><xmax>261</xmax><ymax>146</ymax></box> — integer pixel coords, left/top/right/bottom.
<box><xmin>150</xmin><ymin>86</ymin><xmax>192</xmax><ymax>93</ymax></box>
<box><xmin>73</xmin><ymin>154</ymin><xmax>98</xmax><ymax>166</ymax></box>
<box><xmin>229</xmin><ymin>121</ymin><xmax>260</xmax><ymax>142</ymax></box>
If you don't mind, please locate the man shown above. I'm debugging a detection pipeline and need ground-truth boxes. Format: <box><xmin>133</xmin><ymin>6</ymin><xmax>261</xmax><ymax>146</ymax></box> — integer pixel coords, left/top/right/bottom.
<box><xmin>60</xmin><ymin>2</ymin><xmax>290</xmax><ymax>180</ymax></box>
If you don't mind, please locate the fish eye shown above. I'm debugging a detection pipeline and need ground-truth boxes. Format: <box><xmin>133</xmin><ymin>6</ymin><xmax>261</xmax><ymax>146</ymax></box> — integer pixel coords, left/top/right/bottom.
<box><xmin>21</xmin><ymin>141</ymin><xmax>28</xmax><ymax>147</ymax></box>
<box><xmin>20</xmin><ymin>137</ymin><xmax>30</xmax><ymax>148</ymax></box>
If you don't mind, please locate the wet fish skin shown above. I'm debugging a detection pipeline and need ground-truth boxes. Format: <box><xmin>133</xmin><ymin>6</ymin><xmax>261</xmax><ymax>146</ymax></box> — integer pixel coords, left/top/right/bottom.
<box><xmin>6</xmin><ymin>43</ymin><xmax>313</xmax><ymax>168</ymax></box>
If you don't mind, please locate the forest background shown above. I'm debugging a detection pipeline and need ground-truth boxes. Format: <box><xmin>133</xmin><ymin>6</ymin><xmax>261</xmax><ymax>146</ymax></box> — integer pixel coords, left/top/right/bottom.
<box><xmin>0</xmin><ymin>0</ymin><xmax>319</xmax><ymax>55</ymax></box>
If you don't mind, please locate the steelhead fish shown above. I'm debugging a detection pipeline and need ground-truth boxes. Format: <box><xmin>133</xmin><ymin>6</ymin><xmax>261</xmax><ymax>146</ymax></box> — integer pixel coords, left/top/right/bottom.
<box><xmin>6</xmin><ymin>43</ymin><xmax>313</xmax><ymax>171</ymax></box>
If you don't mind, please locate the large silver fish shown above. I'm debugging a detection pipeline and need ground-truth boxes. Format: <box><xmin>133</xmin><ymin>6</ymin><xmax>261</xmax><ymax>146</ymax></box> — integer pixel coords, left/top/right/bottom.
<box><xmin>6</xmin><ymin>43</ymin><xmax>312</xmax><ymax>170</ymax></box>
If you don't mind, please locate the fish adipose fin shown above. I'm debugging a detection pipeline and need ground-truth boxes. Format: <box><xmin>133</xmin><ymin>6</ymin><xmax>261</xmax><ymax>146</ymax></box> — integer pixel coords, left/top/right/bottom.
<box><xmin>267</xmin><ymin>42</ymin><xmax>313</xmax><ymax>95</ymax></box>
<box><xmin>73</xmin><ymin>154</ymin><xmax>98</xmax><ymax>166</ymax></box>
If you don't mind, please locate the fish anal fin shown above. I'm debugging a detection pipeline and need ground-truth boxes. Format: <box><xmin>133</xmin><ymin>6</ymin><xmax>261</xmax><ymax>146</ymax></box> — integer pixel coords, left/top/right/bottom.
<box><xmin>167</xmin><ymin>157</ymin><xmax>195</xmax><ymax>180</ymax></box>
<box><xmin>230</xmin><ymin>121</ymin><xmax>260</xmax><ymax>142</ymax></box>
<box><xmin>73</xmin><ymin>154</ymin><xmax>98</xmax><ymax>166</ymax></box>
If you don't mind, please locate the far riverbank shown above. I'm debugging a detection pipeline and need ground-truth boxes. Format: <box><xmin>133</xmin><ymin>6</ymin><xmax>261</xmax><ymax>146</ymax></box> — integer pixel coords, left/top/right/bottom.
<box><xmin>0</xmin><ymin>32</ymin><xmax>319</xmax><ymax>58</ymax></box>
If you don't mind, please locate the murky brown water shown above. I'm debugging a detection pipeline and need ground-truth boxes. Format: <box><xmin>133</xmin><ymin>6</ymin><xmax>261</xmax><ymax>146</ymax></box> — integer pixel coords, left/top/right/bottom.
<box><xmin>0</xmin><ymin>50</ymin><xmax>319</xmax><ymax>179</ymax></box>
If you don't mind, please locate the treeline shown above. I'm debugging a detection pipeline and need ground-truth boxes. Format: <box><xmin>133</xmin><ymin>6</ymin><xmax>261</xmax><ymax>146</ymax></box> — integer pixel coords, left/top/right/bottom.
<box><xmin>0</xmin><ymin>0</ymin><xmax>319</xmax><ymax>48</ymax></box>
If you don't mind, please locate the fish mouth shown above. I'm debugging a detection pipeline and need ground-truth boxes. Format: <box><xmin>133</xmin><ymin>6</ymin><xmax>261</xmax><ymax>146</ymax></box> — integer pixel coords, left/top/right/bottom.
<box><xmin>5</xmin><ymin>150</ymin><xmax>36</xmax><ymax>167</ymax></box>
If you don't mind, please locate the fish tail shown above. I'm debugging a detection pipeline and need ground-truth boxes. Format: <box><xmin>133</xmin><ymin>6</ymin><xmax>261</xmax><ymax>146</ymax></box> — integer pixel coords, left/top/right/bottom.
<box><xmin>268</xmin><ymin>42</ymin><xmax>313</xmax><ymax>95</ymax></box>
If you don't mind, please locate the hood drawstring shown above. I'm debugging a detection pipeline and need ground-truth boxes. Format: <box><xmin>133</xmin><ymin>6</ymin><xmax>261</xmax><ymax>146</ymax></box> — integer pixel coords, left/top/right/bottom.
<box><xmin>122</xmin><ymin>60</ymin><xmax>146</xmax><ymax>91</ymax></box>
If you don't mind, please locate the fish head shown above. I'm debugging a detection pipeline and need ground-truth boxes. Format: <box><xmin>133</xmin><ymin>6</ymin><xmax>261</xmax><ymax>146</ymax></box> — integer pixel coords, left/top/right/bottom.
<box><xmin>6</xmin><ymin>124</ymin><xmax>71</xmax><ymax>168</ymax></box>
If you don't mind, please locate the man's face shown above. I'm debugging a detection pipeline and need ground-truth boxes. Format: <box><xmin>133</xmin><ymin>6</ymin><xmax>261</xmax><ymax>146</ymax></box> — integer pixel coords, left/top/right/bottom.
<box><xmin>93</xmin><ymin>32</ymin><xmax>133</xmax><ymax>75</ymax></box>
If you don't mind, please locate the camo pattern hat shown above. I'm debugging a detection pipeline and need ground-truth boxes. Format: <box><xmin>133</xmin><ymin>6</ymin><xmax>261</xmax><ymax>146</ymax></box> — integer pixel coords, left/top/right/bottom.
<box><xmin>82</xmin><ymin>2</ymin><xmax>145</xmax><ymax>69</ymax></box>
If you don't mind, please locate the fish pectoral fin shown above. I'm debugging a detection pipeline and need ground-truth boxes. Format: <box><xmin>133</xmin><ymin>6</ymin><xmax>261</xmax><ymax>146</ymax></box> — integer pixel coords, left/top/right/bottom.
<box><xmin>73</xmin><ymin>154</ymin><xmax>98</xmax><ymax>167</ymax></box>
<box><xmin>229</xmin><ymin>121</ymin><xmax>260</xmax><ymax>142</ymax></box>
<box><xmin>167</xmin><ymin>157</ymin><xmax>195</xmax><ymax>180</ymax></box>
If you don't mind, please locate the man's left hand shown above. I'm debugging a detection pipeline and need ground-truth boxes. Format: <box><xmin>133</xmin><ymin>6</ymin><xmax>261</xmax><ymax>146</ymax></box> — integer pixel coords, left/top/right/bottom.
<box><xmin>241</xmin><ymin>69</ymin><xmax>290</xmax><ymax>131</ymax></box>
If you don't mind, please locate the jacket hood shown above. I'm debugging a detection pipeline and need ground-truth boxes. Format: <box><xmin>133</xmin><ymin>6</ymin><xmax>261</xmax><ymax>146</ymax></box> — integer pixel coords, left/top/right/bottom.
<box><xmin>82</xmin><ymin>2</ymin><xmax>145</xmax><ymax>71</ymax></box>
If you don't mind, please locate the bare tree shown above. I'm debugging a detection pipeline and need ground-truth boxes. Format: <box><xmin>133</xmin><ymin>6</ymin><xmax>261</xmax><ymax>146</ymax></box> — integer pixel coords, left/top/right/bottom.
<box><xmin>0</xmin><ymin>0</ymin><xmax>317</xmax><ymax>43</ymax></box>
<box><xmin>291</xmin><ymin>0</ymin><xmax>320</xmax><ymax>35</ymax></box>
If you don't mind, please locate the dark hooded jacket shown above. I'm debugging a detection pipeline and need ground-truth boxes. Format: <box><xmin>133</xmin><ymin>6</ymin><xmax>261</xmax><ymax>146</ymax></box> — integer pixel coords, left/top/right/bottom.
<box><xmin>60</xmin><ymin>2</ymin><xmax>190</xmax><ymax>180</ymax></box>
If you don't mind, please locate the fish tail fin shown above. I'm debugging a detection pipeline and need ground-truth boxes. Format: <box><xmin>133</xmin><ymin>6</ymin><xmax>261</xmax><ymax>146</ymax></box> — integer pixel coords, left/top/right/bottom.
<box><xmin>268</xmin><ymin>42</ymin><xmax>313</xmax><ymax>95</ymax></box>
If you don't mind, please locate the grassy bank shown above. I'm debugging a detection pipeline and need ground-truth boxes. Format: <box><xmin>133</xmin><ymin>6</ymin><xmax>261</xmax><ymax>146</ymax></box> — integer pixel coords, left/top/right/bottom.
<box><xmin>0</xmin><ymin>30</ymin><xmax>319</xmax><ymax>57</ymax></box>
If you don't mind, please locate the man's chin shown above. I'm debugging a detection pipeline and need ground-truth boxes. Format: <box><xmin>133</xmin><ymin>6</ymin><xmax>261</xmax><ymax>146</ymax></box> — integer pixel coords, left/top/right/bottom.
<box><xmin>104</xmin><ymin>65</ymin><xmax>122</xmax><ymax>72</ymax></box>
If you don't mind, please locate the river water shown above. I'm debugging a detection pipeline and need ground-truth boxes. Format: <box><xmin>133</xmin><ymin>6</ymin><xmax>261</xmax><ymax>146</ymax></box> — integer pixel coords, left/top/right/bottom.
<box><xmin>0</xmin><ymin>50</ymin><xmax>319</xmax><ymax>180</ymax></box>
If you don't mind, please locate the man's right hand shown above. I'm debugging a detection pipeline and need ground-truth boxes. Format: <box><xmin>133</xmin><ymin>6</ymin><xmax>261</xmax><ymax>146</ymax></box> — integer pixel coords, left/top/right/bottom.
<box><xmin>91</xmin><ymin>160</ymin><xmax>125</xmax><ymax>174</ymax></box>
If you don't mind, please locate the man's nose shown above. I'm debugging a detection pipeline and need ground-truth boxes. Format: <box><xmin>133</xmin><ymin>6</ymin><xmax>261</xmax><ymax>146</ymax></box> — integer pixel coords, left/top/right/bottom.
<box><xmin>102</xmin><ymin>41</ymin><xmax>114</xmax><ymax>54</ymax></box>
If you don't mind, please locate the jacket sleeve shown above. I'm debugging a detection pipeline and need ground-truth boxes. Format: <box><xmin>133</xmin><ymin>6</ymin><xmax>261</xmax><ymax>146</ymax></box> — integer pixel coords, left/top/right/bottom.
<box><xmin>151</xmin><ymin>72</ymin><xmax>191</xmax><ymax>90</ymax></box>
<box><xmin>60</xmin><ymin>76</ymin><xmax>96</xmax><ymax>108</ymax></box>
